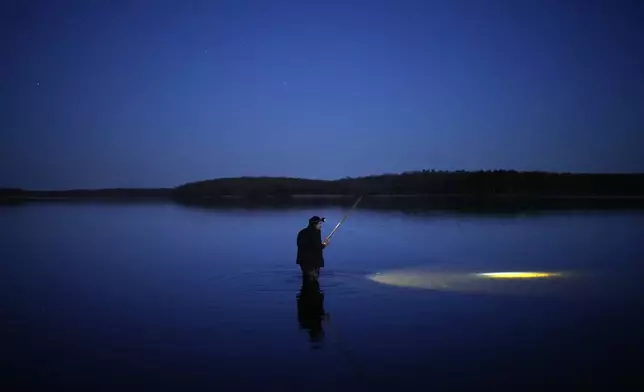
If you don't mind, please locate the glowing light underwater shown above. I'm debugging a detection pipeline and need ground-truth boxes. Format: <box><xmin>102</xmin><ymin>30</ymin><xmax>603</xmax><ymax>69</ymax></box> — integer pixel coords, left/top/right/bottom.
<box><xmin>476</xmin><ymin>272</ymin><xmax>560</xmax><ymax>279</ymax></box>
<box><xmin>365</xmin><ymin>269</ymin><xmax>569</xmax><ymax>295</ymax></box>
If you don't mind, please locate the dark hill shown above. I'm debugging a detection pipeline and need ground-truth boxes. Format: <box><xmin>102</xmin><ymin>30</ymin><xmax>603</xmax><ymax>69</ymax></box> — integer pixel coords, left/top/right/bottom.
<box><xmin>173</xmin><ymin>170</ymin><xmax>644</xmax><ymax>199</ymax></box>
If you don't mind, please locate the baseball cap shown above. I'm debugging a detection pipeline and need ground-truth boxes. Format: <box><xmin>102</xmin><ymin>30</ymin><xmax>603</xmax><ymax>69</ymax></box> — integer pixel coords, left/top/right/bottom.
<box><xmin>309</xmin><ymin>216</ymin><xmax>326</xmax><ymax>224</ymax></box>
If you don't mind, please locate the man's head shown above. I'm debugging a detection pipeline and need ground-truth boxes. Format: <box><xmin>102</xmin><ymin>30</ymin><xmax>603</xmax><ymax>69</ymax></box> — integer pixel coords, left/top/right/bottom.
<box><xmin>308</xmin><ymin>216</ymin><xmax>325</xmax><ymax>230</ymax></box>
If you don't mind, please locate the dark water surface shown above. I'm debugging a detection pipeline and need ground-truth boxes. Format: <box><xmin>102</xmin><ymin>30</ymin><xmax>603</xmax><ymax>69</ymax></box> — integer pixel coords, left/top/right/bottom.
<box><xmin>2</xmin><ymin>203</ymin><xmax>644</xmax><ymax>391</ymax></box>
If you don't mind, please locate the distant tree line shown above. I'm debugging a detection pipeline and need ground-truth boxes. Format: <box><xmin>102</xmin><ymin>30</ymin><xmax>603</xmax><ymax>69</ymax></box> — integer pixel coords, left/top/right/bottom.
<box><xmin>0</xmin><ymin>188</ymin><xmax>27</xmax><ymax>204</ymax></box>
<box><xmin>4</xmin><ymin>171</ymin><xmax>644</xmax><ymax>208</ymax></box>
<box><xmin>0</xmin><ymin>187</ymin><xmax>172</xmax><ymax>201</ymax></box>
<box><xmin>172</xmin><ymin>170</ymin><xmax>644</xmax><ymax>201</ymax></box>
<box><xmin>0</xmin><ymin>188</ymin><xmax>25</xmax><ymax>196</ymax></box>
<box><xmin>25</xmin><ymin>188</ymin><xmax>173</xmax><ymax>198</ymax></box>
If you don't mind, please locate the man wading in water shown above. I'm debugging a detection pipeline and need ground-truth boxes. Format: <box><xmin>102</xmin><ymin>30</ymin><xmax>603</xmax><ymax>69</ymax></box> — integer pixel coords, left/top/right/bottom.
<box><xmin>297</xmin><ymin>216</ymin><xmax>329</xmax><ymax>281</ymax></box>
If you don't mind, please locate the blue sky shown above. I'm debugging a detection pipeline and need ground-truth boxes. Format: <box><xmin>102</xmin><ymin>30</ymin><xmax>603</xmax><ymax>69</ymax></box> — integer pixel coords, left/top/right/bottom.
<box><xmin>1</xmin><ymin>0</ymin><xmax>643</xmax><ymax>189</ymax></box>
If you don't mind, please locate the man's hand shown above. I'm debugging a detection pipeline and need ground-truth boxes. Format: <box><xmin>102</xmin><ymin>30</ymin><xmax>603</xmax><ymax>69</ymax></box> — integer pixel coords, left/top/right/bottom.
<box><xmin>322</xmin><ymin>238</ymin><xmax>330</xmax><ymax>246</ymax></box>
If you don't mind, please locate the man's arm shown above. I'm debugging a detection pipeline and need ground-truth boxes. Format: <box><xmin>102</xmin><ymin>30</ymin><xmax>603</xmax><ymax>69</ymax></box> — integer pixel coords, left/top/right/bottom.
<box><xmin>321</xmin><ymin>236</ymin><xmax>329</xmax><ymax>248</ymax></box>
<box><xmin>318</xmin><ymin>232</ymin><xmax>328</xmax><ymax>249</ymax></box>
<box><xmin>298</xmin><ymin>229</ymin><xmax>318</xmax><ymax>253</ymax></box>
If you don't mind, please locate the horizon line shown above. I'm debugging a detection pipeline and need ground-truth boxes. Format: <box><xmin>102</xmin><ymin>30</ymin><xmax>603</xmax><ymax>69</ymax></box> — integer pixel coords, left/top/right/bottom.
<box><xmin>3</xmin><ymin>168</ymin><xmax>644</xmax><ymax>193</ymax></box>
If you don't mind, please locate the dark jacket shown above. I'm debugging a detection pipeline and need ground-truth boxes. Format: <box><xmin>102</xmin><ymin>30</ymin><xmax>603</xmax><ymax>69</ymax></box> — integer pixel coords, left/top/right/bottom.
<box><xmin>296</xmin><ymin>224</ymin><xmax>326</xmax><ymax>269</ymax></box>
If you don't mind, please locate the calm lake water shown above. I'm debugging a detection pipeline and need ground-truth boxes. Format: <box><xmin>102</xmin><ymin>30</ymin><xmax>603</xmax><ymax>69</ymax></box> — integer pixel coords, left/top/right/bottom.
<box><xmin>2</xmin><ymin>203</ymin><xmax>644</xmax><ymax>391</ymax></box>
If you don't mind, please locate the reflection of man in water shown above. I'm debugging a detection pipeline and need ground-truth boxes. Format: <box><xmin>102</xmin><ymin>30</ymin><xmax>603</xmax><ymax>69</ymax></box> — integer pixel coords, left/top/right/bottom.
<box><xmin>296</xmin><ymin>275</ymin><xmax>326</xmax><ymax>344</ymax></box>
<box><xmin>296</xmin><ymin>216</ymin><xmax>329</xmax><ymax>281</ymax></box>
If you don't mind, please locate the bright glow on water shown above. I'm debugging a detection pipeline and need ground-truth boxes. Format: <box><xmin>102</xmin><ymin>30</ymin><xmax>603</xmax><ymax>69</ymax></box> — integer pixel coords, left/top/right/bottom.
<box><xmin>476</xmin><ymin>271</ymin><xmax>560</xmax><ymax>279</ymax></box>
<box><xmin>366</xmin><ymin>268</ymin><xmax>573</xmax><ymax>295</ymax></box>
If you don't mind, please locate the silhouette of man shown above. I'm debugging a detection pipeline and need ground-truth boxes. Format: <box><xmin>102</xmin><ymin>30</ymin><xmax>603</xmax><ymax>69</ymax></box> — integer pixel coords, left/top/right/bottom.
<box><xmin>296</xmin><ymin>216</ymin><xmax>329</xmax><ymax>281</ymax></box>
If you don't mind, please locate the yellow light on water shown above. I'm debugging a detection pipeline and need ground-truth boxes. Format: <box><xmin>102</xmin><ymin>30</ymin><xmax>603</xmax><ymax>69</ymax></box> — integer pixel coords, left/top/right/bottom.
<box><xmin>476</xmin><ymin>272</ymin><xmax>559</xmax><ymax>279</ymax></box>
<box><xmin>365</xmin><ymin>268</ymin><xmax>569</xmax><ymax>295</ymax></box>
